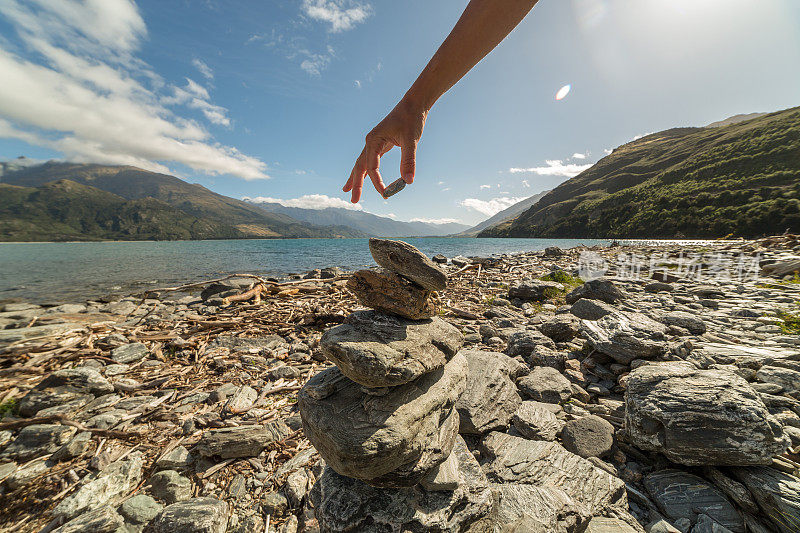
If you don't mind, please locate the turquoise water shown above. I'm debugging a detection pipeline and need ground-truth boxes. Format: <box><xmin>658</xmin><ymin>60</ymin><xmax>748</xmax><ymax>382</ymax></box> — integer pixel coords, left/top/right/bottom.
<box><xmin>0</xmin><ymin>238</ymin><xmax>610</xmax><ymax>303</ymax></box>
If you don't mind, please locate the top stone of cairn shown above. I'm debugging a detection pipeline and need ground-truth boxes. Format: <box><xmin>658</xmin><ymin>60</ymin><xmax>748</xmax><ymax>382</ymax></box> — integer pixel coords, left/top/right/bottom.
<box><xmin>368</xmin><ymin>238</ymin><xmax>447</xmax><ymax>292</ymax></box>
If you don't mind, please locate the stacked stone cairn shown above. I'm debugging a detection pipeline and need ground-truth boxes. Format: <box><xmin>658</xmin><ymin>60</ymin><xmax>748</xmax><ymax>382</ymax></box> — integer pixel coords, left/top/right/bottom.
<box><xmin>298</xmin><ymin>239</ymin><xmax>495</xmax><ymax>531</ymax></box>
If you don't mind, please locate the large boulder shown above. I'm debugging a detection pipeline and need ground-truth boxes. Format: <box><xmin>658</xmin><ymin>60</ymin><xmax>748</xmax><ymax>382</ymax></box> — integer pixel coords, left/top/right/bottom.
<box><xmin>298</xmin><ymin>353</ymin><xmax>467</xmax><ymax>487</ymax></box>
<box><xmin>455</xmin><ymin>350</ymin><xmax>522</xmax><ymax>435</ymax></box>
<box><xmin>581</xmin><ymin>311</ymin><xmax>669</xmax><ymax>364</ymax></box>
<box><xmin>566</xmin><ymin>279</ymin><xmax>625</xmax><ymax>305</ymax></box>
<box><xmin>480</xmin><ymin>432</ymin><xmax>627</xmax><ymax>516</ymax></box>
<box><xmin>346</xmin><ymin>269</ymin><xmax>434</xmax><ymax>319</ymax></box>
<box><xmin>368</xmin><ymin>238</ymin><xmax>447</xmax><ymax>291</ymax></box>
<box><xmin>320</xmin><ymin>310</ymin><xmax>463</xmax><ymax>388</ymax></box>
<box><xmin>311</xmin><ymin>436</ymin><xmax>494</xmax><ymax>532</ymax></box>
<box><xmin>644</xmin><ymin>470</ymin><xmax>744</xmax><ymax>533</ymax></box>
<box><xmin>625</xmin><ymin>362</ymin><xmax>790</xmax><ymax>466</ymax></box>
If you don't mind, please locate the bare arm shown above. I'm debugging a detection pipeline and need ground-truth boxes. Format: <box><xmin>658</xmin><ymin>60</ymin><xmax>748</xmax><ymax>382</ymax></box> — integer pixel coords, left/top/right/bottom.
<box><xmin>344</xmin><ymin>0</ymin><xmax>540</xmax><ymax>203</ymax></box>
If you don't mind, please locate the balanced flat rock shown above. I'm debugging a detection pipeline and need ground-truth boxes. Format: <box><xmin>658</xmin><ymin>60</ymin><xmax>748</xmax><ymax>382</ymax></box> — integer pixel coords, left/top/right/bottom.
<box><xmin>368</xmin><ymin>238</ymin><xmax>447</xmax><ymax>291</ymax></box>
<box><xmin>298</xmin><ymin>353</ymin><xmax>467</xmax><ymax>486</ymax></box>
<box><xmin>347</xmin><ymin>269</ymin><xmax>434</xmax><ymax>320</ymax></box>
<box><xmin>320</xmin><ymin>310</ymin><xmax>463</xmax><ymax>388</ymax></box>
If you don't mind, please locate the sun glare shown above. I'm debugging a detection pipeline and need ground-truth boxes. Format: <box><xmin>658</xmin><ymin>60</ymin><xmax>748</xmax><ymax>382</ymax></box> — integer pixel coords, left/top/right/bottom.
<box><xmin>555</xmin><ymin>84</ymin><xmax>571</xmax><ymax>100</ymax></box>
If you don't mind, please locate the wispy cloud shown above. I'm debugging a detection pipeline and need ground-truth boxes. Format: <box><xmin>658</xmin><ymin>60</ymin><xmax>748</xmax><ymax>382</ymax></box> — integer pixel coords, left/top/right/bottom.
<box><xmin>509</xmin><ymin>160</ymin><xmax>591</xmax><ymax>178</ymax></box>
<box><xmin>410</xmin><ymin>217</ymin><xmax>462</xmax><ymax>225</ymax></box>
<box><xmin>302</xmin><ymin>0</ymin><xmax>372</xmax><ymax>33</ymax></box>
<box><xmin>571</xmin><ymin>152</ymin><xmax>587</xmax><ymax>159</ymax></box>
<box><xmin>298</xmin><ymin>45</ymin><xmax>335</xmax><ymax>76</ymax></box>
<box><xmin>479</xmin><ymin>184</ymin><xmax>492</xmax><ymax>189</ymax></box>
<box><xmin>192</xmin><ymin>58</ymin><xmax>213</xmax><ymax>80</ymax></box>
<box><xmin>245</xmin><ymin>194</ymin><xmax>363</xmax><ymax>211</ymax></box>
<box><xmin>0</xmin><ymin>0</ymin><xmax>267</xmax><ymax>180</ymax></box>
<box><xmin>460</xmin><ymin>196</ymin><xmax>526</xmax><ymax>216</ymax></box>
<box><xmin>521</xmin><ymin>179</ymin><xmax>530</xmax><ymax>187</ymax></box>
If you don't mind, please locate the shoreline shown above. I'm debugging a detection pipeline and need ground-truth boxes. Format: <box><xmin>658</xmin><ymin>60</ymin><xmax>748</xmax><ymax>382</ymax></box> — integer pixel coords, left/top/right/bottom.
<box><xmin>1</xmin><ymin>236</ymin><xmax>799</xmax><ymax>531</ymax></box>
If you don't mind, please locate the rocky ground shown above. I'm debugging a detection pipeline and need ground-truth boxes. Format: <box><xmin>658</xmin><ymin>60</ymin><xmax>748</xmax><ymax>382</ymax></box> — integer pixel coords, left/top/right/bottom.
<box><xmin>1</xmin><ymin>236</ymin><xmax>800</xmax><ymax>532</ymax></box>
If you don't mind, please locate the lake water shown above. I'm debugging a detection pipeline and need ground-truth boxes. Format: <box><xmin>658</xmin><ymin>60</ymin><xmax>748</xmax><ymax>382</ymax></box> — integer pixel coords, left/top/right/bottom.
<box><xmin>0</xmin><ymin>238</ymin><xmax>617</xmax><ymax>303</ymax></box>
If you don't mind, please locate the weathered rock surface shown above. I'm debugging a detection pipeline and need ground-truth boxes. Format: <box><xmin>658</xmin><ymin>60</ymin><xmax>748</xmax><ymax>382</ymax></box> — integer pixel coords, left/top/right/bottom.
<box><xmin>729</xmin><ymin>466</ymin><xmax>800</xmax><ymax>533</ymax></box>
<box><xmin>0</xmin><ymin>424</ymin><xmax>76</xmax><ymax>461</ymax></box>
<box><xmin>511</xmin><ymin>401</ymin><xmax>564</xmax><ymax>441</ymax></box>
<box><xmin>570</xmin><ymin>298</ymin><xmax>616</xmax><ymax>320</ymax></box>
<box><xmin>320</xmin><ymin>310</ymin><xmax>463</xmax><ymax>388</ymax></box>
<box><xmin>111</xmin><ymin>342</ymin><xmax>150</xmax><ymax>363</ymax></box>
<box><xmin>120</xmin><ymin>494</ymin><xmax>164</xmax><ymax>524</ymax></box>
<box><xmin>196</xmin><ymin>423</ymin><xmax>290</xmax><ymax>459</ymax></box>
<box><xmin>625</xmin><ymin>362</ymin><xmax>790</xmax><ymax>465</ymax></box>
<box><xmin>508</xmin><ymin>279</ymin><xmax>564</xmax><ymax>302</ymax></box>
<box><xmin>566</xmin><ymin>279</ymin><xmax>625</xmax><ymax>304</ymax></box>
<box><xmin>18</xmin><ymin>367</ymin><xmax>113</xmax><ymax>416</ymax></box>
<box><xmin>311</xmin><ymin>436</ymin><xmax>493</xmax><ymax>532</ymax></box>
<box><xmin>492</xmin><ymin>483</ymin><xmax>590</xmax><ymax>532</ymax></box>
<box><xmin>480</xmin><ymin>432</ymin><xmax>627</xmax><ymax>515</ymax></box>
<box><xmin>644</xmin><ymin>470</ymin><xmax>744</xmax><ymax>533</ymax></box>
<box><xmin>368</xmin><ymin>238</ymin><xmax>447</xmax><ymax>291</ymax></box>
<box><xmin>298</xmin><ymin>353</ymin><xmax>467</xmax><ymax>486</ymax></box>
<box><xmin>51</xmin><ymin>506</ymin><xmax>124</xmax><ymax>533</ymax></box>
<box><xmin>660</xmin><ymin>311</ymin><xmax>707</xmax><ymax>335</ymax></box>
<box><xmin>540</xmin><ymin>315</ymin><xmax>581</xmax><ymax>342</ymax></box>
<box><xmin>347</xmin><ymin>269</ymin><xmax>434</xmax><ymax>319</ymax></box>
<box><xmin>518</xmin><ymin>366</ymin><xmax>573</xmax><ymax>404</ymax></box>
<box><xmin>581</xmin><ymin>311</ymin><xmax>669</xmax><ymax>364</ymax></box>
<box><xmin>505</xmin><ymin>330</ymin><xmax>556</xmax><ymax>358</ymax></box>
<box><xmin>149</xmin><ymin>497</ymin><xmax>229</xmax><ymax>533</ymax></box>
<box><xmin>455</xmin><ymin>349</ymin><xmax>521</xmax><ymax>435</ymax></box>
<box><xmin>584</xmin><ymin>516</ymin><xmax>641</xmax><ymax>532</ymax></box>
<box><xmin>560</xmin><ymin>415</ymin><xmax>614</xmax><ymax>458</ymax></box>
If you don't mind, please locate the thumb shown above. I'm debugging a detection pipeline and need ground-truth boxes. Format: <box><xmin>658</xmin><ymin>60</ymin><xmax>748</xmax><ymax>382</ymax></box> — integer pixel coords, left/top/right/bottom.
<box><xmin>400</xmin><ymin>141</ymin><xmax>416</xmax><ymax>184</ymax></box>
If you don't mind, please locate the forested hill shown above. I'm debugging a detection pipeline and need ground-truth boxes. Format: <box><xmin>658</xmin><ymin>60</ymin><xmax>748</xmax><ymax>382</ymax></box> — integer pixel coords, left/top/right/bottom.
<box><xmin>479</xmin><ymin>106</ymin><xmax>800</xmax><ymax>238</ymax></box>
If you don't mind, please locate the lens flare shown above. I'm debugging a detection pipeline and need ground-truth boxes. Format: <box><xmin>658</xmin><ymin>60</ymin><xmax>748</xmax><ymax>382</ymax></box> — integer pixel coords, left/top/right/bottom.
<box><xmin>555</xmin><ymin>84</ymin><xmax>571</xmax><ymax>101</ymax></box>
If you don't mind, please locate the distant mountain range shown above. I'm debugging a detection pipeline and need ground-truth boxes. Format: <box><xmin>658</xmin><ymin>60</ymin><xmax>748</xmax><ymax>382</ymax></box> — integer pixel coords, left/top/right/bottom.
<box><xmin>0</xmin><ymin>162</ymin><xmax>364</xmax><ymax>241</ymax></box>
<box><xmin>480</xmin><ymin>106</ymin><xmax>800</xmax><ymax>238</ymax></box>
<box><xmin>452</xmin><ymin>191</ymin><xmax>549</xmax><ymax>237</ymax></box>
<box><xmin>246</xmin><ymin>199</ymin><xmax>470</xmax><ymax>237</ymax></box>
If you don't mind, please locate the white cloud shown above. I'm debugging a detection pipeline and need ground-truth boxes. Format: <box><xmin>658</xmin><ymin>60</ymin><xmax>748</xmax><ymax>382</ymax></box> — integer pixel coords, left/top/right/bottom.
<box><xmin>302</xmin><ymin>0</ymin><xmax>372</xmax><ymax>33</ymax></box>
<box><xmin>354</xmin><ymin>79</ymin><xmax>361</xmax><ymax>89</ymax></box>
<box><xmin>245</xmin><ymin>194</ymin><xmax>363</xmax><ymax>211</ymax></box>
<box><xmin>479</xmin><ymin>184</ymin><xmax>491</xmax><ymax>189</ymax></box>
<box><xmin>572</xmin><ymin>152</ymin><xmax>587</xmax><ymax>159</ymax></box>
<box><xmin>509</xmin><ymin>159</ymin><xmax>592</xmax><ymax>178</ymax></box>
<box><xmin>0</xmin><ymin>0</ymin><xmax>267</xmax><ymax>180</ymax></box>
<box><xmin>442</xmin><ymin>187</ymin><xmax>451</xmax><ymax>191</ymax></box>
<box><xmin>603</xmin><ymin>148</ymin><xmax>613</xmax><ymax>155</ymax></box>
<box><xmin>299</xmin><ymin>46</ymin><xmax>335</xmax><ymax>76</ymax></box>
<box><xmin>460</xmin><ymin>196</ymin><xmax>526</xmax><ymax>217</ymax></box>
<box><xmin>631</xmin><ymin>132</ymin><xmax>653</xmax><ymax>142</ymax></box>
<box><xmin>437</xmin><ymin>180</ymin><xmax>445</xmax><ymax>186</ymax></box>
<box><xmin>410</xmin><ymin>217</ymin><xmax>462</xmax><ymax>225</ymax></box>
<box><xmin>521</xmin><ymin>179</ymin><xmax>530</xmax><ymax>188</ymax></box>
<box><xmin>192</xmin><ymin>58</ymin><xmax>213</xmax><ymax>80</ymax></box>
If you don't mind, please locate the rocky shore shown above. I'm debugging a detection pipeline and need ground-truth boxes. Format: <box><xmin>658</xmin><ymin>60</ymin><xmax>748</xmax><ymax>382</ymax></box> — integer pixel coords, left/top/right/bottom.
<box><xmin>1</xmin><ymin>235</ymin><xmax>800</xmax><ymax>532</ymax></box>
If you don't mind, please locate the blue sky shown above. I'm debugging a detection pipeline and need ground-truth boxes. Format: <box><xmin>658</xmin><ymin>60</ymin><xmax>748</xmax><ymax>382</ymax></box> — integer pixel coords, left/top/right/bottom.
<box><xmin>0</xmin><ymin>0</ymin><xmax>799</xmax><ymax>226</ymax></box>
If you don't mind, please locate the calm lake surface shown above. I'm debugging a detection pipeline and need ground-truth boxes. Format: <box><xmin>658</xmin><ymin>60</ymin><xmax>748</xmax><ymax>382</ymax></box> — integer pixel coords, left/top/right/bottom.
<box><xmin>0</xmin><ymin>238</ymin><xmax>617</xmax><ymax>303</ymax></box>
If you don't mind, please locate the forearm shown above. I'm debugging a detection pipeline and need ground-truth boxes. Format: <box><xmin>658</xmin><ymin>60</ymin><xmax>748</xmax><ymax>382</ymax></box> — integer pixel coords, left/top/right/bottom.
<box><xmin>403</xmin><ymin>0</ymin><xmax>539</xmax><ymax>112</ymax></box>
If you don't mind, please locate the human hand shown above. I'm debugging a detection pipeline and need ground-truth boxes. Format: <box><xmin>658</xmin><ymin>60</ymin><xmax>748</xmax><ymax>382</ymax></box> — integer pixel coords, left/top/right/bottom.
<box><xmin>343</xmin><ymin>99</ymin><xmax>427</xmax><ymax>203</ymax></box>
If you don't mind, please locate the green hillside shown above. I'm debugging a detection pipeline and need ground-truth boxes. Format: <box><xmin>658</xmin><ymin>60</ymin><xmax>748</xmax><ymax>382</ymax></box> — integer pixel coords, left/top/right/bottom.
<box><xmin>0</xmin><ymin>163</ymin><xmax>364</xmax><ymax>240</ymax></box>
<box><xmin>480</xmin><ymin>106</ymin><xmax>800</xmax><ymax>238</ymax></box>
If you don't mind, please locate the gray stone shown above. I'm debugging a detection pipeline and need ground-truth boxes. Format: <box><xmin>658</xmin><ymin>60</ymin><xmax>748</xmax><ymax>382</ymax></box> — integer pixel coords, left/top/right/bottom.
<box><xmin>197</xmin><ymin>422</ymin><xmax>289</xmax><ymax>459</ymax></box>
<box><xmin>419</xmin><ymin>448</ymin><xmax>459</xmax><ymax>491</ymax></box>
<box><xmin>661</xmin><ymin>312</ymin><xmax>707</xmax><ymax>335</ymax></box>
<box><xmin>646</xmin><ymin>282</ymin><xmax>675</xmax><ymax>293</ymax></box>
<box><xmin>224</xmin><ymin>385</ymin><xmax>258</xmax><ymax>412</ymax></box>
<box><xmin>518</xmin><ymin>366</ymin><xmax>573</xmax><ymax>404</ymax></box>
<box><xmin>756</xmin><ymin>365</ymin><xmax>800</xmax><ymax>392</ymax></box>
<box><xmin>368</xmin><ymin>238</ymin><xmax>447</xmax><ymax>291</ymax></box>
<box><xmin>506</xmin><ymin>330</ymin><xmax>556</xmax><ymax>359</ymax></box>
<box><xmin>645</xmin><ymin>518</ymin><xmax>682</xmax><ymax>533</ymax></box>
<box><xmin>0</xmin><ymin>323</ymin><xmax>83</xmax><ymax>344</ymax></box>
<box><xmin>560</xmin><ymin>415</ymin><xmax>614</xmax><ymax>458</ymax></box>
<box><xmin>566</xmin><ymin>279</ymin><xmax>625</xmax><ymax>304</ymax></box>
<box><xmin>509</xmin><ymin>279</ymin><xmax>565</xmax><ymax>302</ymax></box>
<box><xmin>644</xmin><ymin>470</ymin><xmax>743</xmax><ymax>533</ymax></box>
<box><xmin>701</xmin><ymin>467</ymin><xmax>760</xmax><ymax>515</ymax></box>
<box><xmin>581</xmin><ymin>311</ymin><xmax>669</xmax><ymax>364</ymax></box>
<box><xmin>18</xmin><ymin>367</ymin><xmax>113</xmax><ymax>416</ymax></box>
<box><xmin>156</xmin><ymin>445</ymin><xmax>192</xmax><ymax>469</ymax></box>
<box><xmin>729</xmin><ymin>466</ymin><xmax>800</xmax><ymax>533</ymax></box>
<box><xmin>262</xmin><ymin>491</ymin><xmax>289</xmax><ymax>516</ymax></box>
<box><xmin>585</xmin><ymin>517</ymin><xmax>641</xmax><ymax>532</ymax></box>
<box><xmin>480</xmin><ymin>432</ymin><xmax>627</xmax><ymax>515</ymax></box>
<box><xmin>51</xmin><ymin>506</ymin><xmax>124</xmax><ymax>533</ymax></box>
<box><xmin>692</xmin><ymin>514</ymin><xmax>734</xmax><ymax>533</ymax></box>
<box><xmin>54</xmin><ymin>452</ymin><xmax>144</xmax><ymax>520</ymax></box>
<box><xmin>347</xmin><ymin>269</ymin><xmax>434</xmax><ymax>320</ymax></box>
<box><xmin>511</xmin><ymin>401</ymin><xmax>564</xmax><ymax>441</ymax></box>
<box><xmin>299</xmin><ymin>354</ymin><xmax>466</xmax><ymax>486</ymax></box>
<box><xmin>455</xmin><ymin>349</ymin><xmax>521</xmax><ymax>435</ymax></box>
<box><xmin>320</xmin><ymin>310</ymin><xmax>463</xmax><ymax>388</ymax></box>
<box><xmin>492</xmin><ymin>483</ymin><xmax>590</xmax><ymax>532</ymax></box>
<box><xmin>570</xmin><ymin>298</ymin><xmax>616</xmax><ymax>320</ymax></box>
<box><xmin>381</xmin><ymin>177</ymin><xmax>406</xmax><ymax>199</ymax></box>
<box><xmin>625</xmin><ymin>362</ymin><xmax>789</xmax><ymax>466</ymax></box>
<box><xmin>111</xmin><ymin>342</ymin><xmax>150</xmax><ymax>363</ymax></box>
<box><xmin>149</xmin><ymin>470</ymin><xmax>192</xmax><ymax>503</ymax></box>
<box><xmin>0</xmin><ymin>424</ymin><xmax>76</xmax><ymax>461</ymax></box>
<box><xmin>540</xmin><ymin>315</ymin><xmax>581</xmax><ymax>342</ymax></box>
<box><xmin>52</xmin><ymin>431</ymin><xmax>91</xmax><ymax>462</ymax></box>
<box><xmin>120</xmin><ymin>494</ymin><xmax>164</xmax><ymax>524</ymax></box>
<box><xmin>5</xmin><ymin>455</ymin><xmax>51</xmax><ymax>489</ymax></box>
<box><xmin>149</xmin><ymin>497</ymin><xmax>228</xmax><ymax>533</ymax></box>
<box><xmin>311</xmin><ymin>436</ymin><xmax>493</xmax><ymax>532</ymax></box>
<box><xmin>284</xmin><ymin>468</ymin><xmax>311</xmax><ymax>508</ymax></box>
